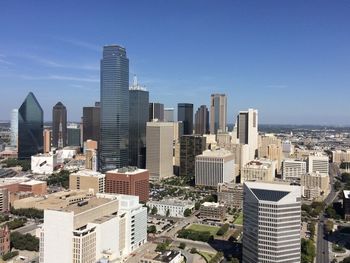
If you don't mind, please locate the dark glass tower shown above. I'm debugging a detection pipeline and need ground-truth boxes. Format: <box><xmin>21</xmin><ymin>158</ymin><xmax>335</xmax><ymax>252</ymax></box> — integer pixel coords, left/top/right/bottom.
<box><xmin>83</xmin><ymin>102</ymin><xmax>100</xmax><ymax>143</ymax></box>
<box><xmin>18</xmin><ymin>92</ymin><xmax>43</xmax><ymax>159</ymax></box>
<box><xmin>195</xmin><ymin>105</ymin><xmax>209</xmax><ymax>135</ymax></box>
<box><xmin>100</xmin><ymin>45</ymin><xmax>129</xmax><ymax>171</ymax></box>
<box><xmin>149</xmin><ymin>103</ymin><xmax>164</xmax><ymax>121</ymax></box>
<box><xmin>52</xmin><ymin>102</ymin><xmax>67</xmax><ymax>148</ymax></box>
<box><xmin>177</xmin><ymin>103</ymin><xmax>193</xmax><ymax>135</ymax></box>
<box><xmin>129</xmin><ymin>77</ymin><xmax>149</xmax><ymax>168</ymax></box>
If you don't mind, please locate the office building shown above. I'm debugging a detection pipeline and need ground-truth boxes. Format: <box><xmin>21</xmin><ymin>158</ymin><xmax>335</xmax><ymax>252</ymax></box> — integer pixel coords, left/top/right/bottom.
<box><xmin>179</xmin><ymin>135</ymin><xmax>206</xmax><ymax>177</ymax></box>
<box><xmin>282</xmin><ymin>159</ymin><xmax>307</xmax><ymax>180</ymax></box>
<box><xmin>241</xmin><ymin>159</ymin><xmax>275</xmax><ymax>183</ymax></box>
<box><xmin>18</xmin><ymin>92</ymin><xmax>43</xmax><ymax>159</ymax></box>
<box><xmin>282</xmin><ymin>140</ymin><xmax>294</xmax><ymax>157</ymax></box>
<box><xmin>0</xmin><ymin>189</ymin><xmax>9</xmax><ymax>213</ymax></box>
<box><xmin>85</xmin><ymin>149</ymin><xmax>98</xmax><ymax>171</ymax></box>
<box><xmin>67</xmin><ymin>126</ymin><xmax>81</xmax><ymax>146</ymax></box>
<box><xmin>210</xmin><ymin>94</ymin><xmax>227</xmax><ymax>134</ymax></box>
<box><xmin>52</xmin><ymin>102</ymin><xmax>67</xmax><ymax>148</ymax></box>
<box><xmin>10</xmin><ymin>109</ymin><xmax>18</xmax><ymax>147</ymax></box>
<box><xmin>69</xmin><ymin>170</ymin><xmax>105</xmax><ymax>194</ymax></box>
<box><xmin>129</xmin><ymin>77</ymin><xmax>149</xmax><ymax>168</ymax></box>
<box><xmin>31</xmin><ymin>153</ymin><xmax>58</xmax><ymax>175</ymax></box>
<box><xmin>332</xmin><ymin>150</ymin><xmax>350</xmax><ymax>164</ymax></box>
<box><xmin>258</xmin><ymin>134</ymin><xmax>283</xmax><ymax>172</ymax></box>
<box><xmin>195</xmin><ymin>149</ymin><xmax>235</xmax><ymax>187</ymax></box>
<box><xmin>307</xmin><ymin>153</ymin><xmax>329</xmax><ymax>175</ymax></box>
<box><xmin>100</xmin><ymin>45</ymin><xmax>129</xmax><ymax>171</ymax></box>
<box><xmin>343</xmin><ymin>190</ymin><xmax>350</xmax><ymax>220</ymax></box>
<box><xmin>146</xmin><ymin>122</ymin><xmax>173</xmax><ymax>181</ymax></box>
<box><xmin>195</xmin><ymin>105</ymin><xmax>209</xmax><ymax>135</ymax></box>
<box><xmin>301</xmin><ymin>172</ymin><xmax>329</xmax><ymax>198</ymax></box>
<box><xmin>177</xmin><ymin>103</ymin><xmax>193</xmax><ymax>135</ymax></box>
<box><xmin>82</xmin><ymin>102</ymin><xmax>100</xmax><ymax>143</ymax></box>
<box><xmin>199</xmin><ymin>202</ymin><xmax>226</xmax><ymax>221</ymax></box>
<box><xmin>217</xmin><ymin>183</ymin><xmax>243</xmax><ymax>208</ymax></box>
<box><xmin>237</xmin><ymin>109</ymin><xmax>258</xmax><ymax>161</ymax></box>
<box><xmin>164</xmin><ymin>108</ymin><xmax>174</xmax><ymax>122</ymax></box>
<box><xmin>105</xmin><ymin>167</ymin><xmax>149</xmax><ymax>202</ymax></box>
<box><xmin>39</xmin><ymin>193</ymin><xmax>147</xmax><ymax>263</ymax></box>
<box><xmin>149</xmin><ymin>103</ymin><xmax>164</xmax><ymax>121</ymax></box>
<box><xmin>147</xmin><ymin>199</ymin><xmax>194</xmax><ymax>218</ymax></box>
<box><xmin>0</xmin><ymin>225</ymin><xmax>10</xmax><ymax>256</ymax></box>
<box><xmin>243</xmin><ymin>182</ymin><xmax>301</xmax><ymax>263</ymax></box>
<box><xmin>43</xmin><ymin>129</ymin><xmax>51</xmax><ymax>153</ymax></box>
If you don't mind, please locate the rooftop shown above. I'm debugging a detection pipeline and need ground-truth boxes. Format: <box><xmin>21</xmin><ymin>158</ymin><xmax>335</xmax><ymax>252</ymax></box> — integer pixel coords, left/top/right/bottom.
<box><xmin>59</xmin><ymin>197</ymin><xmax>112</xmax><ymax>214</ymax></box>
<box><xmin>200</xmin><ymin>148</ymin><xmax>234</xmax><ymax>158</ymax></box>
<box><xmin>107</xmin><ymin>166</ymin><xmax>148</xmax><ymax>175</ymax></box>
<box><xmin>202</xmin><ymin>202</ymin><xmax>224</xmax><ymax>208</ymax></box>
<box><xmin>142</xmin><ymin>250</ymin><xmax>181</xmax><ymax>263</ymax></box>
<box><xmin>344</xmin><ymin>190</ymin><xmax>350</xmax><ymax>199</ymax></box>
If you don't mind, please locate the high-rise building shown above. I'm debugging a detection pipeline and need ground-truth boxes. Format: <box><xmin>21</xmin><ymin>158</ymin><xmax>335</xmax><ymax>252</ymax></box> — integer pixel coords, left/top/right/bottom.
<box><xmin>307</xmin><ymin>153</ymin><xmax>329</xmax><ymax>175</ymax></box>
<box><xmin>100</xmin><ymin>45</ymin><xmax>129</xmax><ymax>171</ymax></box>
<box><xmin>210</xmin><ymin>94</ymin><xmax>227</xmax><ymax>134</ymax></box>
<box><xmin>179</xmin><ymin>135</ymin><xmax>206</xmax><ymax>177</ymax></box>
<box><xmin>149</xmin><ymin>103</ymin><xmax>164</xmax><ymax>121</ymax></box>
<box><xmin>177</xmin><ymin>103</ymin><xmax>193</xmax><ymax>135</ymax></box>
<box><xmin>105</xmin><ymin>167</ymin><xmax>149</xmax><ymax>202</ymax></box>
<box><xmin>67</xmin><ymin>125</ymin><xmax>81</xmax><ymax>146</ymax></box>
<box><xmin>243</xmin><ymin>182</ymin><xmax>301</xmax><ymax>263</ymax></box>
<box><xmin>129</xmin><ymin>77</ymin><xmax>149</xmax><ymax>168</ymax></box>
<box><xmin>195</xmin><ymin>105</ymin><xmax>209</xmax><ymax>135</ymax></box>
<box><xmin>237</xmin><ymin>109</ymin><xmax>258</xmax><ymax>161</ymax></box>
<box><xmin>82</xmin><ymin>102</ymin><xmax>100</xmax><ymax>143</ymax></box>
<box><xmin>146</xmin><ymin>121</ymin><xmax>173</xmax><ymax>181</ymax></box>
<box><xmin>18</xmin><ymin>92</ymin><xmax>43</xmax><ymax>159</ymax></box>
<box><xmin>52</xmin><ymin>102</ymin><xmax>67</xmax><ymax>148</ymax></box>
<box><xmin>43</xmin><ymin>129</ymin><xmax>51</xmax><ymax>153</ymax></box>
<box><xmin>282</xmin><ymin>159</ymin><xmax>307</xmax><ymax>180</ymax></box>
<box><xmin>10</xmin><ymin>109</ymin><xmax>18</xmax><ymax>147</ymax></box>
<box><xmin>164</xmin><ymin>108</ymin><xmax>174</xmax><ymax>122</ymax></box>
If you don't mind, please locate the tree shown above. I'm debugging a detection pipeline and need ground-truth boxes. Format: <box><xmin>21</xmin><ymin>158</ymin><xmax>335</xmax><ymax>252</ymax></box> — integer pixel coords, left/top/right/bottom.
<box><xmin>301</xmin><ymin>238</ymin><xmax>315</xmax><ymax>263</ymax></box>
<box><xmin>325</xmin><ymin>220</ymin><xmax>334</xmax><ymax>235</ymax></box>
<box><xmin>156</xmin><ymin>243</ymin><xmax>167</xmax><ymax>252</ymax></box>
<box><xmin>342</xmin><ymin>173</ymin><xmax>350</xmax><ymax>184</ymax></box>
<box><xmin>10</xmin><ymin>232</ymin><xmax>39</xmax><ymax>251</ymax></box>
<box><xmin>217</xmin><ymin>223</ymin><xmax>229</xmax><ymax>236</ymax></box>
<box><xmin>184</xmin><ymin>208</ymin><xmax>192</xmax><ymax>217</ymax></box>
<box><xmin>230</xmin><ymin>258</ymin><xmax>239</xmax><ymax>263</ymax></box>
<box><xmin>166</xmin><ymin>209</ymin><xmax>170</xmax><ymax>217</ymax></box>
<box><xmin>147</xmin><ymin>225</ymin><xmax>157</xmax><ymax>234</ymax></box>
<box><xmin>179</xmin><ymin>242</ymin><xmax>186</xmax><ymax>249</ymax></box>
<box><xmin>151</xmin><ymin>206</ymin><xmax>158</xmax><ymax>215</ymax></box>
<box><xmin>190</xmin><ymin>248</ymin><xmax>197</xmax><ymax>254</ymax></box>
<box><xmin>195</xmin><ymin>202</ymin><xmax>201</xmax><ymax>210</ymax></box>
<box><xmin>334</xmin><ymin>181</ymin><xmax>342</xmax><ymax>191</ymax></box>
<box><xmin>341</xmin><ymin>257</ymin><xmax>350</xmax><ymax>263</ymax></box>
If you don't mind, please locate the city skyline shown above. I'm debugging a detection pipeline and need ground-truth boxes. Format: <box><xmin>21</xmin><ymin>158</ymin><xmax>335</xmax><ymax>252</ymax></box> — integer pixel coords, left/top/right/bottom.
<box><xmin>1</xmin><ymin>1</ymin><xmax>350</xmax><ymax>125</ymax></box>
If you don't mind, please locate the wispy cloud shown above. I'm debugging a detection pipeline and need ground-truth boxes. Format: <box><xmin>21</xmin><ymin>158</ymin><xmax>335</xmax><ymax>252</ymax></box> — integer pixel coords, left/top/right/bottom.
<box><xmin>53</xmin><ymin>37</ymin><xmax>101</xmax><ymax>52</ymax></box>
<box><xmin>20</xmin><ymin>74</ymin><xmax>99</xmax><ymax>83</ymax></box>
<box><xmin>0</xmin><ymin>54</ymin><xmax>14</xmax><ymax>65</ymax></box>
<box><xmin>265</xmin><ymin>84</ymin><xmax>288</xmax><ymax>90</ymax></box>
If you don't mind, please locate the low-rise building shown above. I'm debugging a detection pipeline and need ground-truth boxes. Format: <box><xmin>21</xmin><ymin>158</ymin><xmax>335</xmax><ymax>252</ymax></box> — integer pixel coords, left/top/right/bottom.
<box><xmin>0</xmin><ymin>189</ymin><xmax>9</xmax><ymax>213</ymax></box>
<box><xmin>282</xmin><ymin>159</ymin><xmax>307</xmax><ymax>180</ymax></box>
<box><xmin>199</xmin><ymin>202</ymin><xmax>226</xmax><ymax>221</ymax></box>
<box><xmin>241</xmin><ymin>159</ymin><xmax>275</xmax><ymax>183</ymax></box>
<box><xmin>147</xmin><ymin>199</ymin><xmax>194</xmax><ymax>218</ymax></box>
<box><xmin>69</xmin><ymin>169</ymin><xmax>105</xmax><ymax>194</ymax></box>
<box><xmin>307</xmin><ymin>153</ymin><xmax>329</xmax><ymax>175</ymax></box>
<box><xmin>217</xmin><ymin>183</ymin><xmax>243</xmax><ymax>208</ymax></box>
<box><xmin>140</xmin><ymin>250</ymin><xmax>182</xmax><ymax>263</ymax></box>
<box><xmin>301</xmin><ymin>172</ymin><xmax>329</xmax><ymax>199</ymax></box>
<box><xmin>31</xmin><ymin>153</ymin><xmax>58</xmax><ymax>175</ymax></box>
<box><xmin>332</xmin><ymin>150</ymin><xmax>350</xmax><ymax>164</ymax></box>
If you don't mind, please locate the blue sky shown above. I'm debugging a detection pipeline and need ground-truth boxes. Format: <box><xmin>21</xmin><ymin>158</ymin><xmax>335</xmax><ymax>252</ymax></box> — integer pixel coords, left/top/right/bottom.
<box><xmin>0</xmin><ymin>0</ymin><xmax>349</xmax><ymax>124</ymax></box>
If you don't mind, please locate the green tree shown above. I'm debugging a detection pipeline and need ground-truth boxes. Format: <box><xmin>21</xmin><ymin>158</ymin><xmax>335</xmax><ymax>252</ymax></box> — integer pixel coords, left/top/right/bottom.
<box><xmin>217</xmin><ymin>223</ymin><xmax>229</xmax><ymax>236</ymax></box>
<box><xmin>156</xmin><ymin>243</ymin><xmax>167</xmax><ymax>252</ymax></box>
<box><xmin>147</xmin><ymin>225</ymin><xmax>157</xmax><ymax>234</ymax></box>
<box><xmin>334</xmin><ymin>181</ymin><xmax>342</xmax><ymax>191</ymax></box>
<box><xmin>301</xmin><ymin>238</ymin><xmax>315</xmax><ymax>263</ymax></box>
<box><xmin>195</xmin><ymin>202</ymin><xmax>201</xmax><ymax>210</ymax></box>
<box><xmin>2</xmin><ymin>251</ymin><xmax>19</xmax><ymax>261</ymax></box>
<box><xmin>325</xmin><ymin>220</ymin><xmax>334</xmax><ymax>235</ymax></box>
<box><xmin>179</xmin><ymin>242</ymin><xmax>186</xmax><ymax>249</ymax></box>
<box><xmin>190</xmin><ymin>248</ymin><xmax>197</xmax><ymax>254</ymax></box>
<box><xmin>341</xmin><ymin>256</ymin><xmax>350</xmax><ymax>263</ymax></box>
<box><xmin>10</xmin><ymin>232</ymin><xmax>39</xmax><ymax>251</ymax></box>
<box><xmin>151</xmin><ymin>206</ymin><xmax>158</xmax><ymax>215</ymax></box>
<box><xmin>184</xmin><ymin>208</ymin><xmax>192</xmax><ymax>217</ymax></box>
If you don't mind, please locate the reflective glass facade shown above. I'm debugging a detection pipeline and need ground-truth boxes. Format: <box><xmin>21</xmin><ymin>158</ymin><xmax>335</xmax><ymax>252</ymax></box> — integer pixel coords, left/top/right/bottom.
<box><xmin>177</xmin><ymin>103</ymin><xmax>193</xmax><ymax>135</ymax></box>
<box><xmin>100</xmin><ymin>45</ymin><xmax>129</xmax><ymax>171</ymax></box>
<box><xmin>18</xmin><ymin>92</ymin><xmax>43</xmax><ymax>159</ymax></box>
<box><xmin>52</xmin><ymin>102</ymin><xmax>67</xmax><ymax>148</ymax></box>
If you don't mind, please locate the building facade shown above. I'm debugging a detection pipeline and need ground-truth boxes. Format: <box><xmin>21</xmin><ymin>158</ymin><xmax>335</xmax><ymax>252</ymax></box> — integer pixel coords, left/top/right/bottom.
<box><xmin>282</xmin><ymin>159</ymin><xmax>307</xmax><ymax>180</ymax></box>
<box><xmin>217</xmin><ymin>183</ymin><xmax>243</xmax><ymax>208</ymax></box>
<box><xmin>10</xmin><ymin>109</ymin><xmax>18</xmax><ymax>147</ymax></box>
<box><xmin>52</xmin><ymin>102</ymin><xmax>67</xmax><ymax>148</ymax></box>
<box><xmin>307</xmin><ymin>154</ymin><xmax>329</xmax><ymax>175</ymax></box>
<box><xmin>147</xmin><ymin>199</ymin><xmax>194</xmax><ymax>218</ymax></box>
<box><xmin>199</xmin><ymin>202</ymin><xmax>226</xmax><ymax>221</ymax></box>
<box><xmin>177</xmin><ymin>103</ymin><xmax>193</xmax><ymax>135</ymax></box>
<box><xmin>69</xmin><ymin>170</ymin><xmax>105</xmax><ymax>194</ymax></box>
<box><xmin>149</xmin><ymin>103</ymin><xmax>164</xmax><ymax>122</ymax></box>
<box><xmin>241</xmin><ymin>160</ymin><xmax>275</xmax><ymax>183</ymax></box>
<box><xmin>82</xmin><ymin>102</ymin><xmax>100</xmax><ymax>143</ymax></box>
<box><xmin>210</xmin><ymin>94</ymin><xmax>227</xmax><ymax>134</ymax></box>
<box><xmin>195</xmin><ymin>105</ymin><xmax>209</xmax><ymax>135</ymax></box>
<box><xmin>164</xmin><ymin>108</ymin><xmax>174</xmax><ymax>122</ymax></box>
<box><xmin>237</xmin><ymin>109</ymin><xmax>258</xmax><ymax>161</ymax></box>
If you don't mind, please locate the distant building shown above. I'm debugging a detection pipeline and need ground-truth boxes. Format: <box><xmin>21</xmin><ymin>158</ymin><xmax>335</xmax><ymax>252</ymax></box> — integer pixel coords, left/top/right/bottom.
<box><xmin>147</xmin><ymin>199</ymin><xmax>194</xmax><ymax>218</ymax></box>
<box><xmin>307</xmin><ymin>153</ymin><xmax>329</xmax><ymax>175</ymax></box>
<box><xmin>195</xmin><ymin>149</ymin><xmax>235</xmax><ymax>187</ymax></box>
<box><xmin>217</xmin><ymin>183</ymin><xmax>243</xmax><ymax>208</ymax></box>
<box><xmin>179</xmin><ymin>135</ymin><xmax>206</xmax><ymax>177</ymax></box>
<box><xmin>343</xmin><ymin>190</ymin><xmax>350</xmax><ymax>220</ymax></box>
<box><xmin>67</xmin><ymin>126</ymin><xmax>81</xmax><ymax>146</ymax></box>
<box><xmin>0</xmin><ymin>189</ymin><xmax>9</xmax><ymax>213</ymax></box>
<box><xmin>210</xmin><ymin>94</ymin><xmax>227</xmax><ymax>134</ymax></box>
<box><xmin>149</xmin><ymin>103</ymin><xmax>164</xmax><ymax>121</ymax></box>
<box><xmin>332</xmin><ymin>150</ymin><xmax>350</xmax><ymax>164</ymax></box>
<box><xmin>177</xmin><ymin>103</ymin><xmax>193</xmax><ymax>135</ymax></box>
<box><xmin>282</xmin><ymin>159</ymin><xmax>307</xmax><ymax>180</ymax></box>
<box><xmin>43</xmin><ymin>129</ymin><xmax>51</xmax><ymax>153</ymax></box>
<box><xmin>0</xmin><ymin>225</ymin><xmax>10</xmax><ymax>256</ymax></box>
<box><xmin>85</xmin><ymin>149</ymin><xmax>98</xmax><ymax>171</ymax></box>
<box><xmin>10</xmin><ymin>109</ymin><xmax>18</xmax><ymax>147</ymax></box>
<box><xmin>237</xmin><ymin>109</ymin><xmax>258</xmax><ymax>161</ymax></box>
<box><xmin>52</xmin><ymin>102</ymin><xmax>67</xmax><ymax>148</ymax></box>
<box><xmin>199</xmin><ymin>202</ymin><xmax>226</xmax><ymax>221</ymax></box>
<box><xmin>31</xmin><ymin>153</ymin><xmax>57</xmax><ymax>175</ymax></box>
<box><xmin>82</xmin><ymin>102</ymin><xmax>100</xmax><ymax>143</ymax></box>
<box><xmin>243</xmin><ymin>182</ymin><xmax>301</xmax><ymax>263</ymax></box>
<box><xmin>241</xmin><ymin>159</ymin><xmax>275</xmax><ymax>183</ymax></box>
<box><xmin>105</xmin><ymin>167</ymin><xmax>149</xmax><ymax>202</ymax></box>
<box><xmin>140</xmin><ymin>250</ymin><xmax>182</xmax><ymax>263</ymax></box>
<box><xmin>18</xmin><ymin>92</ymin><xmax>43</xmax><ymax>159</ymax></box>
<box><xmin>301</xmin><ymin>172</ymin><xmax>329</xmax><ymax>198</ymax></box>
<box><xmin>164</xmin><ymin>108</ymin><xmax>174</xmax><ymax>122</ymax></box>
<box><xmin>195</xmin><ymin>105</ymin><xmax>209</xmax><ymax>135</ymax></box>
<box><xmin>69</xmin><ymin>170</ymin><xmax>105</xmax><ymax>194</ymax></box>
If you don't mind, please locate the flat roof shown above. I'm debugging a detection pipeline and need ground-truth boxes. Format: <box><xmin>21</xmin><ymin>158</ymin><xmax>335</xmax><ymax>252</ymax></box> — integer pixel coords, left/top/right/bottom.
<box><xmin>19</xmin><ymin>180</ymin><xmax>46</xmax><ymax>186</ymax></box>
<box><xmin>59</xmin><ymin>197</ymin><xmax>112</xmax><ymax>214</ymax></box>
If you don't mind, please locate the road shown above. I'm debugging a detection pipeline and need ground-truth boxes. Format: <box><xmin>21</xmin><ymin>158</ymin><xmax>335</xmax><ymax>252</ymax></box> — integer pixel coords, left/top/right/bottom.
<box><xmin>316</xmin><ymin>163</ymin><xmax>339</xmax><ymax>263</ymax></box>
<box><xmin>13</xmin><ymin>223</ymin><xmax>38</xmax><ymax>234</ymax></box>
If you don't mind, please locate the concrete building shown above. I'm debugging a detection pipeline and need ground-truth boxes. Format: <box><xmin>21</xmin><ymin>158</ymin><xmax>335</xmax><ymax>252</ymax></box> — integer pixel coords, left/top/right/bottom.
<box><xmin>237</xmin><ymin>109</ymin><xmax>258</xmax><ymax>161</ymax></box>
<box><xmin>217</xmin><ymin>183</ymin><xmax>243</xmax><ymax>208</ymax></box>
<box><xmin>0</xmin><ymin>225</ymin><xmax>10</xmax><ymax>256</ymax></box>
<box><xmin>146</xmin><ymin>122</ymin><xmax>173</xmax><ymax>181</ymax></box>
<box><xmin>85</xmin><ymin>149</ymin><xmax>98</xmax><ymax>171</ymax></box>
<box><xmin>52</xmin><ymin>102</ymin><xmax>67</xmax><ymax>148</ymax></box>
<box><xmin>177</xmin><ymin>103</ymin><xmax>193</xmax><ymax>135</ymax></box>
<box><xmin>18</xmin><ymin>180</ymin><xmax>47</xmax><ymax>196</ymax></box>
<box><xmin>343</xmin><ymin>190</ymin><xmax>350</xmax><ymax>220</ymax></box>
<box><xmin>332</xmin><ymin>150</ymin><xmax>350</xmax><ymax>164</ymax></box>
<box><xmin>241</xmin><ymin>159</ymin><xmax>275</xmax><ymax>183</ymax></box>
<box><xmin>43</xmin><ymin>129</ymin><xmax>51</xmax><ymax>153</ymax></box>
<box><xmin>243</xmin><ymin>182</ymin><xmax>301</xmax><ymax>263</ymax></box>
<box><xmin>282</xmin><ymin>140</ymin><xmax>294</xmax><ymax>157</ymax></box>
<box><xmin>105</xmin><ymin>167</ymin><xmax>149</xmax><ymax>202</ymax></box>
<box><xmin>31</xmin><ymin>153</ymin><xmax>58</xmax><ymax>175</ymax></box>
<box><xmin>0</xmin><ymin>189</ymin><xmax>9</xmax><ymax>213</ymax></box>
<box><xmin>140</xmin><ymin>250</ymin><xmax>182</xmax><ymax>263</ymax></box>
<box><xmin>69</xmin><ymin>170</ymin><xmax>105</xmax><ymax>194</ymax></box>
<box><xmin>301</xmin><ymin>172</ymin><xmax>329</xmax><ymax>198</ymax></box>
<box><xmin>164</xmin><ymin>108</ymin><xmax>175</xmax><ymax>122</ymax></box>
<box><xmin>210</xmin><ymin>94</ymin><xmax>227</xmax><ymax>134</ymax></box>
<box><xmin>199</xmin><ymin>202</ymin><xmax>226</xmax><ymax>221</ymax></box>
<box><xmin>179</xmin><ymin>135</ymin><xmax>206</xmax><ymax>177</ymax></box>
<box><xmin>39</xmin><ymin>193</ymin><xmax>147</xmax><ymax>263</ymax></box>
<box><xmin>149</xmin><ymin>103</ymin><xmax>164</xmax><ymax>122</ymax></box>
<box><xmin>307</xmin><ymin>153</ymin><xmax>329</xmax><ymax>175</ymax></box>
<box><xmin>195</xmin><ymin>149</ymin><xmax>235</xmax><ymax>187</ymax></box>
<box><xmin>67</xmin><ymin>126</ymin><xmax>81</xmax><ymax>147</ymax></box>
<box><xmin>282</xmin><ymin>159</ymin><xmax>307</xmax><ymax>180</ymax></box>
<box><xmin>258</xmin><ymin>134</ymin><xmax>283</xmax><ymax>172</ymax></box>
<box><xmin>10</xmin><ymin>109</ymin><xmax>18</xmax><ymax>147</ymax></box>
<box><xmin>195</xmin><ymin>105</ymin><xmax>209</xmax><ymax>135</ymax></box>
<box><xmin>147</xmin><ymin>199</ymin><xmax>194</xmax><ymax>218</ymax></box>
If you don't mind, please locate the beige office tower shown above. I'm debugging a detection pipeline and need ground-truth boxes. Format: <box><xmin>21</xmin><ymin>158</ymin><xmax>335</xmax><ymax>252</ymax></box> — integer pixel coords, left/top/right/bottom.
<box><xmin>210</xmin><ymin>94</ymin><xmax>227</xmax><ymax>134</ymax></box>
<box><xmin>332</xmin><ymin>150</ymin><xmax>350</xmax><ymax>164</ymax></box>
<box><xmin>237</xmin><ymin>109</ymin><xmax>258</xmax><ymax>161</ymax></box>
<box><xmin>43</xmin><ymin>129</ymin><xmax>51</xmax><ymax>153</ymax></box>
<box><xmin>241</xmin><ymin>159</ymin><xmax>276</xmax><ymax>183</ymax></box>
<box><xmin>146</xmin><ymin>122</ymin><xmax>174</xmax><ymax>181</ymax></box>
<box><xmin>85</xmin><ymin>149</ymin><xmax>98</xmax><ymax>171</ymax></box>
<box><xmin>258</xmin><ymin>134</ymin><xmax>283</xmax><ymax>172</ymax></box>
<box><xmin>85</xmin><ymin>139</ymin><xmax>98</xmax><ymax>151</ymax></box>
<box><xmin>69</xmin><ymin>170</ymin><xmax>105</xmax><ymax>193</ymax></box>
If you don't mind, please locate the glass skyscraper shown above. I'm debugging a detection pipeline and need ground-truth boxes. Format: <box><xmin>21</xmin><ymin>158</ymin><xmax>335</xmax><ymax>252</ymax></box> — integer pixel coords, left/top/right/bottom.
<box><xmin>129</xmin><ymin>77</ymin><xmax>149</xmax><ymax>168</ymax></box>
<box><xmin>100</xmin><ymin>45</ymin><xmax>129</xmax><ymax>171</ymax></box>
<box><xmin>18</xmin><ymin>92</ymin><xmax>43</xmax><ymax>159</ymax></box>
<box><xmin>177</xmin><ymin>103</ymin><xmax>193</xmax><ymax>135</ymax></box>
<box><xmin>52</xmin><ymin>101</ymin><xmax>67</xmax><ymax>148</ymax></box>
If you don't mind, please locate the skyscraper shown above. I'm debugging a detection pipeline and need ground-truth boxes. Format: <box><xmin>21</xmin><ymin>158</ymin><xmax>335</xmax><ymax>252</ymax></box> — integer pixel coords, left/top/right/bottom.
<box><xmin>10</xmin><ymin>109</ymin><xmax>18</xmax><ymax>147</ymax></box>
<box><xmin>82</xmin><ymin>102</ymin><xmax>100</xmax><ymax>143</ymax></box>
<box><xmin>243</xmin><ymin>181</ymin><xmax>301</xmax><ymax>263</ymax></box>
<box><xmin>43</xmin><ymin>129</ymin><xmax>51</xmax><ymax>153</ymax></box>
<box><xmin>210</xmin><ymin>94</ymin><xmax>227</xmax><ymax>134</ymax></box>
<box><xmin>149</xmin><ymin>103</ymin><xmax>164</xmax><ymax>121</ymax></box>
<box><xmin>52</xmin><ymin>102</ymin><xmax>67</xmax><ymax>148</ymax></box>
<box><xmin>177</xmin><ymin>103</ymin><xmax>193</xmax><ymax>135</ymax></box>
<box><xmin>18</xmin><ymin>92</ymin><xmax>43</xmax><ymax>159</ymax></box>
<box><xmin>195</xmin><ymin>105</ymin><xmax>209</xmax><ymax>135</ymax></box>
<box><xmin>237</xmin><ymin>109</ymin><xmax>258</xmax><ymax>161</ymax></box>
<box><xmin>129</xmin><ymin>76</ymin><xmax>149</xmax><ymax>168</ymax></box>
<box><xmin>164</xmin><ymin>108</ymin><xmax>174</xmax><ymax>122</ymax></box>
<box><xmin>100</xmin><ymin>45</ymin><xmax>129</xmax><ymax>171</ymax></box>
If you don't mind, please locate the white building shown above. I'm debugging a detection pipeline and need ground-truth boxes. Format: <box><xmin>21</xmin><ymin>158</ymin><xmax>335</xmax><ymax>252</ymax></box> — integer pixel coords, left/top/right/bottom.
<box><xmin>237</xmin><ymin>109</ymin><xmax>258</xmax><ymax>161</ymax></box>
<box><xmin>243</xmin><ymin>182</ymin><xmax>301</xmax><ymax>263</ymax></box>
<box><xmin>39</xmin><ymin>194</ymin><xmax>147</xmax><ymax>263</ymax></box>
<box><xmin>282</xmin><ymin>159</ymin><xmax>307</xmax><ymax>180</ymax></box>
<box><xmin>147</xmin><ymin>199</ymin><xmax>194</xmax><ymax>218</ymax></box>
<box><xmin>241</xmin><ymin>159</ymin><xmax>276</xmax><ymax>183</ymax></box>
<box><xmin>307</xmin><ymin>153</ymin><xmax>329</xmax><ymax>175</ymax></box>
<box><xmin>10</xmin><ymin>109</ymin><xmax>18</xmax><ymax>147</ymax></box>
<box><xmin>195</xmin><ymin>149</ymin><xmax>235</xmax><ymax>187</ymax></box>
<box><xmin>282</xmin><ymin>140</ymin><xmax>294</xmax><ymax>157</ymax></box>
<box><xmin>31</xmin><ymin>153</ymin><xmax>58</xmax><ymax>175</ymax></box>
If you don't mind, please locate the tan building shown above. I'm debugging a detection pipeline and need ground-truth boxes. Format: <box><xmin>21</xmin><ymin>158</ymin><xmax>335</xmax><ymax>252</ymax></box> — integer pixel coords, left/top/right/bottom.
<box><xmin>85</xmin><ymin>149</ymin><xmax>98</xmax><ymax>170</ymax></box>
<box><xmin>43</xmin><ymin>129</ymin><xmax>51</xmax><ymax>153</ymax></box>
<box><xmin>301</xmin><ymin>172</ymin><xmax>329</xmax><ymax>198</ymax></box>
<box><xmin>84</xmin><ymin>139</ymin><xmax>98</xmax><ymax>151</ymax></box>
<box><xmin>332</xmin><ymin>150</ymin><xmax>350</xmax><ymax>164</ymax></box>
<box><xmin>0</xmin><ymin>189</ymin><xmax>9</xmax><ymax>213</ymax></box>
<box><xmin>217</xmin><ymin>183</ymin><xmax>243</xmax><ymax>208</ymax></box>
<box><xmin>146</xmin><ymin>121</ymin><xmax>174</xmax><ymax>181</ymax></box>
<box><xmin>210</xmin><ymin>94</ymin><xmax>227</xmax><ymax>134</ymax></box>
<box><xmin>18</xmin><ymin>180</ymin><xmax>47</xmax><ymax>195</ymax></box>
<box><xmin>241</xmin><ymin>159</ymin><xmax>275</xmax><ymax>183</ymax></box>
<box><xmin>258</xmin><ymin>134</ymin><xmax>283</xmax><ymax>173</ymax></box>
<box><xmin>69</xmin><ymin>170</ymin><xmax>105</xmax><ymax>194</ymax></box>
<box><xmin>199</xmin><ymin>202</ymin><xmax>226</xmax><ymax>221</ymax></box>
